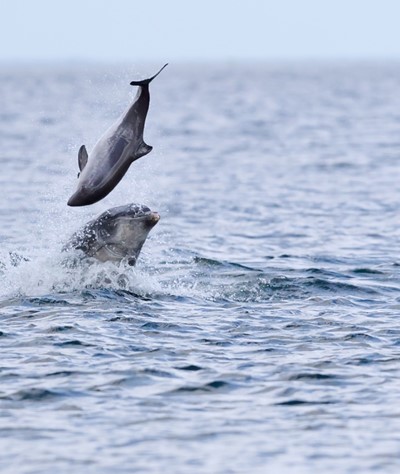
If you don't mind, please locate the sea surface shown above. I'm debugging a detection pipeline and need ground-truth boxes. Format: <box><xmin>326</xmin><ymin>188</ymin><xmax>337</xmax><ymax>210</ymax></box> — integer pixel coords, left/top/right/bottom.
<box><xmin>1</xmin><ymin>62</ymin><xmax>400</xmax><ymax>473</ymax></box>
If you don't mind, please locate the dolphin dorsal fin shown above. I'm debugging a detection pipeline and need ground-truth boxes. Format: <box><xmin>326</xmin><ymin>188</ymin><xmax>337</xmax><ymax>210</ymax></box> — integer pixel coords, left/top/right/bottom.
<box><xmin>134</xmin><ymin>141</ymin><xmax>153</xmax><ymax>160</ymax></box>
<box><xmin>78</xmin><ymin>145</ymin><xmax>88</xmax><ymax>171</ymax></box>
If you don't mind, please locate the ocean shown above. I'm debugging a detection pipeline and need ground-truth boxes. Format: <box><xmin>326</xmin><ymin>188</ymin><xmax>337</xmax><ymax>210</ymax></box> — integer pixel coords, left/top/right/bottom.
<box><xmin>1</xmin><ymin>61</ymin><xmax>400</xmax><ymax>473</ymax></box>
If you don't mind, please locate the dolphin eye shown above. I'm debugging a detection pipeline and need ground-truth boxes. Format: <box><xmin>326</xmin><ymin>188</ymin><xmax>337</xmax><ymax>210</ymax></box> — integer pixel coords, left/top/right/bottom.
<box><xmin>77</xmin><ymin>172</ymin><xmax>80</xmax><ymax>179</ymax></box>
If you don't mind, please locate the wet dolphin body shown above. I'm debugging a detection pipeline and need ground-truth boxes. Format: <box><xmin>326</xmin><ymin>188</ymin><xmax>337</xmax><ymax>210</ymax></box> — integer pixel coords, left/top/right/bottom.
<box><xmin>67</xmin><ymin>64</ymin><xmax>168</xmax><ymax>207</ymax></box>
<box><xmin>63</xmin><ymin>204</ymin><xmax>160</xmax><ymax>265</ymax></box>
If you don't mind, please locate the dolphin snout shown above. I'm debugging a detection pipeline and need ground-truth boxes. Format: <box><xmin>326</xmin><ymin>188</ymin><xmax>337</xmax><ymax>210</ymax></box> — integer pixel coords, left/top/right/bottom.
<box><xmin>67</xmin><ymin>189</ymin><xmax>98</xmax><ymax>207</ymax></box>
<box><xmin>148</xmin><ymin>212</ymin><xmax>160</xmax><ymax>225</ymax></box>
<box><xmin>67</xmin><ymin>192</ymin><xmax>86</xmax><ymax>206</ymax></box>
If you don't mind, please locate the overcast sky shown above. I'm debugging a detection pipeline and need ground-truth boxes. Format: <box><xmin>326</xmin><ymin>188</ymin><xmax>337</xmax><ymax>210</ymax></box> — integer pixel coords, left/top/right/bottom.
<box><xmin>1</xmin><ymin>0</ymin><xmax>400</xmax><ymax>62</ymax></box>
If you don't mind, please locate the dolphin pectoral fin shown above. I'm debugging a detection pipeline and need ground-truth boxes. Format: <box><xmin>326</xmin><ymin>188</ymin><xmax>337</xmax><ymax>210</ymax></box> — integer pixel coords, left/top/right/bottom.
<box><xmin>78</xmin><ymin>145</ymin><xmax>88</xmax><ymax>171</ymax></box>
<box><xmin>133</xmin><ymin>141</ymin><xmax>153</xmax><ymax>160</ymax></box>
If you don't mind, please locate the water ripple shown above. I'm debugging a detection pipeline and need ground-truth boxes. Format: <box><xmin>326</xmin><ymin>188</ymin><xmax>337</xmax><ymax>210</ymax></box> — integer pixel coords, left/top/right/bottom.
<box><xmin>1</xmin><ymin>63</ymin><xmax>400</xmax><ymax>474</ymax></box>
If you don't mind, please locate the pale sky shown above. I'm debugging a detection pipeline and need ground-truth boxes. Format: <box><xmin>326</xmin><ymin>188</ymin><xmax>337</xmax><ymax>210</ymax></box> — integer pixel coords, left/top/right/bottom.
<box><xmin>1</xmin><ymin>0</ymin><xmax>400</xmax><ymax>62</ymax></box>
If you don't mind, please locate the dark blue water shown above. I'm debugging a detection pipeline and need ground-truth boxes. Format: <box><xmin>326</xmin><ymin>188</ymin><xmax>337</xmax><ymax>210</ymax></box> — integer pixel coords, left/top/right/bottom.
<box><xmin>1</xmin><ymin>62</ymin><xmax>400</xmax><ymax>473</ymax></box>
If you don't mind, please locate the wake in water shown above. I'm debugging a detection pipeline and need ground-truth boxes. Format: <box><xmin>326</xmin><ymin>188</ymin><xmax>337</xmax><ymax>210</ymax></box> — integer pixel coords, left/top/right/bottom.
<box><xmin>0</xmin><ymin>245</ymin><xmax>164</xmax><ymax>298</ymax></box>
<box><xmin>1</xmin><ymin>242</ymin><xmax>395</xmax><ymax>306</ymax></box>
<box><xmin>0</xmin><ymin>241</ymin><xmax>281</xmax><ymax>303</ymax></box>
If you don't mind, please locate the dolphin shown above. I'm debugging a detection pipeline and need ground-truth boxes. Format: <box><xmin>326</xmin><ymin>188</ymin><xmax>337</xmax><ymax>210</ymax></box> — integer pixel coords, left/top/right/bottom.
<box><xmin>67</xmin><ymin>64</ymin><xmax>168</xmax><ymax>207</ymax></box>
<box><xmin>63</xmin><ymin>203</ymin><xmax>160</xmax><ymax>266</ymax></box>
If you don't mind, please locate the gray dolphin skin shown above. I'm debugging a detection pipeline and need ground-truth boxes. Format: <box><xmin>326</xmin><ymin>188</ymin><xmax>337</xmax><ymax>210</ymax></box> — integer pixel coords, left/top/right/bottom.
<box><xmin>64</xmin><ymin>204</ymin><xmax>160</xmax><ymax>265</ymax></box>
<box><xmin>67</xmin><ymin>63</ymin><xmax>168</xmax><ymax>207</ymax></box>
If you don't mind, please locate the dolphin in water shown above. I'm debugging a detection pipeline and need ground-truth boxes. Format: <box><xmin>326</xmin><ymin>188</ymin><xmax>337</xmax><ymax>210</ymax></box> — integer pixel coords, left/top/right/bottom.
<box><xmin>67</xmin><ymin>64</ymin><xmax>168</xmax><ymax>207</ymax></box>
<box><xmin>63</xmin><ymin>203</ymin><xmax>160</xmax><ymax>266</ymax></box>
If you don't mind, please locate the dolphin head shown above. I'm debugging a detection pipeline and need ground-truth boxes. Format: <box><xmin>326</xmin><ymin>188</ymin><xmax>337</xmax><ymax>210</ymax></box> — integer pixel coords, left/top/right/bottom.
<box><xmin>66</xmin><ymin>204</ymin><xmax>160</xmax><ymax>265</ymax></box>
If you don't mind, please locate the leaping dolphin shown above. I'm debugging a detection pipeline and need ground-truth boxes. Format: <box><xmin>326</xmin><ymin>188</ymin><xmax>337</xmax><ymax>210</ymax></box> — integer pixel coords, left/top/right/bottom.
<box><xmin>67</xmin><ymin>64</ymin><xmax>168</xmax><ymax>207</ymax></box>
<box><xmin>63</xmin><ymin>203</ymin><xmax>160</xmax><ymax>265</ymax></box>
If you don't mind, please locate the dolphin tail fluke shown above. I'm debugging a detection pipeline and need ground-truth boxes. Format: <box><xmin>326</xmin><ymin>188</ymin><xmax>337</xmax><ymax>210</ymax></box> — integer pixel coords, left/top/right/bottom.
<box><xmin>130</xmin><ymin>63</ymin><xmax>168</xmax><ymax>87</ymax></box>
